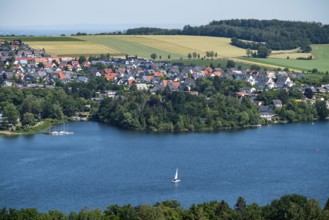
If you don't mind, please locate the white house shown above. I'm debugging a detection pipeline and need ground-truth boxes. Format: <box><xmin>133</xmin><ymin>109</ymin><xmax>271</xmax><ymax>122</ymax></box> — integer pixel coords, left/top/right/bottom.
<box><xmin>136</xmin><ymin>83</ymin><xmax>148</xmax><ymax>91</ymax></box>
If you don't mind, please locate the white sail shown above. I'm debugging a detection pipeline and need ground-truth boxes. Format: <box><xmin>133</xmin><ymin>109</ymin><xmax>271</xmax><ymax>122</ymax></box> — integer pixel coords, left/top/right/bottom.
<box><xmin>171</xmin><ymin>168</ymin><xmax>180</xmax><ymax>183</ymax></box>
<box><xmin>174</xmin><ymin>168</ymin><xmax>178</xmax><ymax>180</ymax></box>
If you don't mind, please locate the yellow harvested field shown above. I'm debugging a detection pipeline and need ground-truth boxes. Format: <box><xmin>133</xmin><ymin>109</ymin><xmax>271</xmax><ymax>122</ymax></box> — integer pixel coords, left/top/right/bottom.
<box><xmin>75</xmin><ymin>35</ymin><xmax>248</xmax><ymax>58</ymax></box>
<box><xmin>26</xmin><ymin>41</ymin><xmax>121</xmax><ymax>56</ymax></box>
<box><xmin>119</xmin><ymin>36</ymin><xmax>195</xmax><ymax>55</ymax></box>
<box><xmin>26</xmin><ymin>35</ymin><xmax>312</xmax><ymax>61</ymax></box>
<box><xmin>141</xmin><ymin>35</ymin><xmax>247</xmax><ymax>58</ymax></box>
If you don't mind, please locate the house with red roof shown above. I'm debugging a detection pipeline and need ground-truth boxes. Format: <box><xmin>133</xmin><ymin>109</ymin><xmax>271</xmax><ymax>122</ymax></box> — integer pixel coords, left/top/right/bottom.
<box><xmin>54</xmin><ymin>71</ymin><xmax>66</xmax><ymax>80</ymax></box>
<box><xmin>104</xmin><ymin>73</ymin><xmax>117</xmax><ymax>81</ymax></box>
<box><xmin>162</xmin><ymin>80</ymin><xmax>173</xmax><ymax>87</ymax></box>
<box><xmin>153</xmin><ymin>72</ymin><xmax>164</xmax><ymax>77</ymax></box>
<box><xmin>104</xmin><ymin>68</ymin><xmax>113</xmax><ymax>74</ymax></box>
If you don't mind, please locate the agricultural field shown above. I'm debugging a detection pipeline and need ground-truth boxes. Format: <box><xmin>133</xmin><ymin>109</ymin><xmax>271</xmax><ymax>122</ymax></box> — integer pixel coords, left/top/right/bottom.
<box><xmin>0</xmin><ymin>36</ymin><xmax>81</xmax><ymax>41</ymax></box>
<box><xmin>269</xmin><ymin>48</ymin><xmax>312</xmax><ymax>59</ymax></box>
<box><xmin>242</xmin><ymin>44</ymin><xmax>329</xmax><ymax>72</ymax></box>
<box><xmin>74</xmin><ymin>35</ymin><xmax>184</xmax><ymax>59</ymax></box>
<box><xmin>25</xmin><ymin>41</ymin><xmax>122</xmax><ymax>56</ymax></box>
<box><xmin>74</xmin><ymin>35</ymin><xmax>248</xmax><ymax>59</ymax></box>
<box><xmin>137</xmin><ymin>35</ymin><xmax>247</xmax><ymax>58</ymax></box>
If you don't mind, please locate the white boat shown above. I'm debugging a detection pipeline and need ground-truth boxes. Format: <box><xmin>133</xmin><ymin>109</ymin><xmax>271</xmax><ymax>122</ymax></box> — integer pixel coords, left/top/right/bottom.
<box><xmin>171</xmin><ymin>168</ymin><xmax>181</xmax><ymax>183</ymax></box>
<box><xmin>58</xmin><ymin>123</ymin><xmax>74</xmax><ymax>135</ymax></box>
<box><xmin>49</xmin><ymin>131</ymin><xmax>59</xmax><ymax>135</ymax></box>
<box><xmin>49</xmin><ymin>123</ymin><xmax>74</xmax><ymax>135</ymax></box>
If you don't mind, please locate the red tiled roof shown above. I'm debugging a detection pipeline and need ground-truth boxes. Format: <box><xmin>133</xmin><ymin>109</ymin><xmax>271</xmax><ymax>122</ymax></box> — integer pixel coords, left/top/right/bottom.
<box><xmin>15</xmin><ymin>57</ymin><xmax>35</xmax><ymax>61</ymax></box>
<box><xmin>153</xmin><ymin>72</ymin><xmax>164</xmax><ymax>77</ymax></box>
<box><xmin>204</xmin><ymin>67</ymin><xmax>213</xmax><ymax>75</ymax></box>
<box><xmin>104</xmin><ymin>73</ymin><xmax>116</xmax><ymax>81</ymax></box>
<box><xmin>54</xmin><ymin>71</ymin><xmax>66</xmax><ymax>80</ymax></box>
<box><xmin>145</xmin><ymin>76</ymin><xmax>153</xmax><ymax>81</ymax></box>
<box><xmin>235</xmin><ymin>91</ymin><xmax>249</xmax><ymax>97</ymax></box>
<box><xmin>162</xmin><ymin>80</ymin><xmax>172</xmax><ymax>87</ymax></box>
<box><xmin>104</xmin><ymin>68</ymin><xmax>113</xmax><ymax>74</ymax></box>
<box><xmin>172</xmin><ymin>82</ymin><xmax>180</xmax><ymax>88</ymax></box>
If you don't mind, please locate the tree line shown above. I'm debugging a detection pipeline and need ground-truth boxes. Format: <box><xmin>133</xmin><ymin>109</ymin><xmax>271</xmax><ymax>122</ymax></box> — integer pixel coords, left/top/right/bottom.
<box><xmin>2</xmin><ymin>74</ymin><xmax>329</xmax><ymax>132</ymax></box>
<box><xmin>1</xmin><ymin>194</ymin><xmax>329</xmax><ymax>220</ymax></box>
<box><xmin>125</xmin><ymin>19</ymin><xmax>329</xmax><ymax>51</ymax></box>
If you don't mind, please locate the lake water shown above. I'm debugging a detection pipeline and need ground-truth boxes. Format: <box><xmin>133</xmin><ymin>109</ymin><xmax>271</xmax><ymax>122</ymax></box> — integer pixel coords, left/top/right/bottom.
<box><xmin>0</xmin><ymin>122</ymin><xmax>328</xmax><ymax>212</ymax></box>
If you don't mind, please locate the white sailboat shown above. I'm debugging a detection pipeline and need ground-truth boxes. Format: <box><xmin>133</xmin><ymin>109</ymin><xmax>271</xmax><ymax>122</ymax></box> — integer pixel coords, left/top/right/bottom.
<box><xmin>171</xmin><ymin>168</ymin><xmax>180</xmax><ymax>183</ymax></box>
<box><xmin>59</xmin><ymin>123</ymin><xmax>74</xmax><ymax>135</ymax></box>
<box><xmin>49</xmin><ymin>130</ymin><xmax>59</xmax><ymax>135</ymax></box>
<box><xmin>49</xmin><ymin>123</ymin><xmax>74</xmax><ymax>135</ymax></box>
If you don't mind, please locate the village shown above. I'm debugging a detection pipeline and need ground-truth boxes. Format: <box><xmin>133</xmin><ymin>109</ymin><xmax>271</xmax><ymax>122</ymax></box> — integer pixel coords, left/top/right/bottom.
<box><xmin>1</xmin><ymin>39</ymin><xmax>329</xmax><ymax>125</ymax></box>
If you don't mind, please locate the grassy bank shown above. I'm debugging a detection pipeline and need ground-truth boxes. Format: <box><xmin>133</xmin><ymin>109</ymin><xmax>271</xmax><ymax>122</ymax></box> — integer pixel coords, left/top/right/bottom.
<box><xmin>0</xmin><ymin>119</ymin><xmax>52</xmax><ymax>136</ymax></box>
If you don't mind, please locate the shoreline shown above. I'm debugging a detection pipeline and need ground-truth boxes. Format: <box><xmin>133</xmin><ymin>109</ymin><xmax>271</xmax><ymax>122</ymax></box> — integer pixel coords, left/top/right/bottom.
<box><xmin>0</xmin><ymin>118</ymin><xmax>326</xmax><ymax>136</ymax></box>
<box><xmin>0</xmin><ymin>120</ymin><xmax>52</xmax><ymax>136</ymax></box>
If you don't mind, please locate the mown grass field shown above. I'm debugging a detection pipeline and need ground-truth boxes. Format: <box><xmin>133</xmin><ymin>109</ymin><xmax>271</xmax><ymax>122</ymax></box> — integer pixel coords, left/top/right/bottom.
<box><xmin>242</xmin><ymin>45</ymin><xmax>329</xmax><ymax>72</ymax></box>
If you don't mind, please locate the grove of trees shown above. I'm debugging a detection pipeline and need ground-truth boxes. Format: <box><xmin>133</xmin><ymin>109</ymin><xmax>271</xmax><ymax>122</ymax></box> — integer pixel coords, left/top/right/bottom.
<box><xmin>97</xmin><ymin>77</ymin><xmax>261</xmax><ymax>132</ymax></box>
<box><xmin>1</xmin><ymin>194</ymin><xmax>329</xmax><ymax>220</ymax></box>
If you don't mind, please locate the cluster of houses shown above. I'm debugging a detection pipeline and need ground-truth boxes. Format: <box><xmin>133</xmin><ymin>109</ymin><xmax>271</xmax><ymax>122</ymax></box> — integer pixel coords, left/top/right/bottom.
<box><xmin>1</xmin><ymin>40</ymin><xmax>329</xmax><ymax>122</ymax></box>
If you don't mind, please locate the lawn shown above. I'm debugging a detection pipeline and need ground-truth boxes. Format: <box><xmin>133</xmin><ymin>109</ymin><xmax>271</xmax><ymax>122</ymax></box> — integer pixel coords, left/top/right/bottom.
<box><xmin>241</xmin><ymin>45</ymin><xmax>329</xmax><ymax>72</ymax></box>
<box><xmin>26</xmin><ymin>41</ymin><xmax>121</xmax><ymax>56</ymax></box>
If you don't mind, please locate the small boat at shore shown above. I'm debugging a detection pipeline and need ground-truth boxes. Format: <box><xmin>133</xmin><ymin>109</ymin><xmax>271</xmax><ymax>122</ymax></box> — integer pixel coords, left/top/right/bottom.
<box><xmin>49</xmin><ymin>131</ymin><xmax>59</xmax><ymax>135</ymax></box>
<box><xmin>49</xmin><ymin>123</ymin><xmax>74</xmax><ymax>135</ymax></box>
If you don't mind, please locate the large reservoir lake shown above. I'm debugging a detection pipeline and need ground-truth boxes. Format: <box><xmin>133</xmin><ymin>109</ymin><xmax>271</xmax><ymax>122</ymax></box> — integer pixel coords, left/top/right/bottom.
<box><xmin>0</xmin><ymin>121</ymin><xmax>328</xmax><ymax>212</ymax></box>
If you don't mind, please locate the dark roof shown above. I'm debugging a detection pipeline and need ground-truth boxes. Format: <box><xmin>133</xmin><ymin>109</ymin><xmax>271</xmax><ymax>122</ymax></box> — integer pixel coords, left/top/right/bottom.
<box><xmin>259</xmin><ymin>106</ymin><xmax>274</xmax><ymax>114</ymax></box>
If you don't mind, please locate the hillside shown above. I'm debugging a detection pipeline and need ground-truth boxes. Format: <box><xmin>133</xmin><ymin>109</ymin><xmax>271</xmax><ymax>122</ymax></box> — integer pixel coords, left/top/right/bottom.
<box><xmin>241</xmin><ymin>44</ymin><xmax>329</xmax><ymax>72</ymax></box>
<box><xmin>21</xmin><ymin>35</ymin><xmax>325</xmax><ymax>71</ymax></box>
<box><xmin>126</xmin><ymin>19</ymin><xmax>329</xmax><ymax>50</ymax></box>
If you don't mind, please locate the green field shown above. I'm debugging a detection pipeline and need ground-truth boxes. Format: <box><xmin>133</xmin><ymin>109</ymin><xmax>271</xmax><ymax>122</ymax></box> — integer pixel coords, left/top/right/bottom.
<box><xmin>73</xmin><ymin>35</ymin><xmax>250</xmax><ymax>59</ymax></box>
<box><xmin>242</xmin><ymin>45</ymin><xmax>329</xmax><ymax>72</ymax></box>
<box><xmin>74</xmin><ymin>35</ymin><xmax>185</xmax><ymax>59</ymax></box>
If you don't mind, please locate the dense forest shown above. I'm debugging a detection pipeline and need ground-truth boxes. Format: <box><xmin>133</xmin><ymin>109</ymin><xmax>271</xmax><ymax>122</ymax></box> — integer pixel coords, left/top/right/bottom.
<box><xmin>125</xmin><ymin>19</ymin><xmax>329</xmax><ymax>51</ymax></box>
<box><xmin>1</xmin><ymin>194</ymin><xmax>329</xmax><ymax>220</ymax></box>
